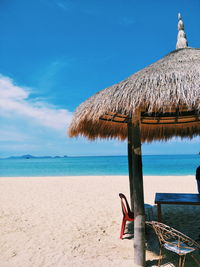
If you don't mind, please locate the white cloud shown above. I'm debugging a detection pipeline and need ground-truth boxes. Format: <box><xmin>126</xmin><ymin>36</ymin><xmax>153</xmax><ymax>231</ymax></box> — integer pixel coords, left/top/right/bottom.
<box><xmin>167</xmin><ymin>136</ymin><xmax>200</xmax><ymax>144</ymax></box>
<box><xmin>41</xmin><ymin>0</ymin><xmax>72</xmax><ymax>11</ymax></box>
<box><xmin>119</xmin><ymin>17</ymin><xmax>136</xmax><ymax>26</ymax></box>
<box><xmin>0</xmin><ymin>128</ymin><xmax>29</xmax><ymax>142</ymax></box>
<box><xmin>0</xmin><ymin>75</ymin><xmax>72</xmax><ymax>131</ymax></box>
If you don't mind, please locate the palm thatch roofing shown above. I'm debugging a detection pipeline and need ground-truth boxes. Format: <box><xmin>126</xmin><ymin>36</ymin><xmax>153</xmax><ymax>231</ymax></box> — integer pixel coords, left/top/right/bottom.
<box><xmin>69</xmin><ymin>15</ymin><xmax>200</xmax><ymax>142</ymax></box>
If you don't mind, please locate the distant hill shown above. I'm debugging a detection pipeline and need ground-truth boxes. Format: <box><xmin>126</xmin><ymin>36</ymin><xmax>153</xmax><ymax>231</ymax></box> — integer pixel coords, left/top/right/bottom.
<box><xmin>5</xmin><ymin>155</ymin><xmax>68</xmax><ymax>159</ymax></box>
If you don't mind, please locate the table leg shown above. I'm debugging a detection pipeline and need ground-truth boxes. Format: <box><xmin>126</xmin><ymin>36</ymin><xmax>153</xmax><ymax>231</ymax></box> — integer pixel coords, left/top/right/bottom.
<box><xmin>157</xmin><ymin>204</ymin><xmax>162</xmax><ymax>222</ymax></box>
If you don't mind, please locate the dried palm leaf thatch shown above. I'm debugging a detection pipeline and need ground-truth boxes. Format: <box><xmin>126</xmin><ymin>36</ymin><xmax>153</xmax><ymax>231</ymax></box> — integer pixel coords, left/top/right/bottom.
<box><xmin>69</xmin><ymin>47</ymin><xmax>200</xmax><ymax>142</ymax></box>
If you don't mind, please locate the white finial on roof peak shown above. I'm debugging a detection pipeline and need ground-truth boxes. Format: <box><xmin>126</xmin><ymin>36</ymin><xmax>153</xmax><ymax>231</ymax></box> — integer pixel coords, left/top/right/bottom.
<box><xmin>176</xmin><ymin>13</ymin><xmax>188</xmax><ymax>49</ymax></box>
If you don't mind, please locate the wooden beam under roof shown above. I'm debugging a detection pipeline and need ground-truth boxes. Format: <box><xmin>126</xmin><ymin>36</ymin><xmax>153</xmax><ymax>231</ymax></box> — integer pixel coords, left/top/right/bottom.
<box><xmin>99</xmin><ymin>110</ymin><xmax>200</xmax><ymax>125</ymax></box>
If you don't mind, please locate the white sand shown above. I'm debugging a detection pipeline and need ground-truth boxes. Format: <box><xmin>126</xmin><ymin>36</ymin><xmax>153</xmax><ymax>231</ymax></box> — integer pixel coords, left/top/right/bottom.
<box><xmin>0</xmin><ymin>175</ymin><xmax>199</xmax><ymax>267</ymax></box>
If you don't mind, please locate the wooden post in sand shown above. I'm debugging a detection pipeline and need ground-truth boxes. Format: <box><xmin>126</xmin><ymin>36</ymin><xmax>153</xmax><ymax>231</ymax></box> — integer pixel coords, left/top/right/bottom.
<box><xmin>127</xmin><ymin>115</ymin><xmax>145</xmax><ymax>267</ymax></box>
<box><xmin>127</xmin><ymin>121</ymin><xmax>134</xmax><ymax>211</ymax></box>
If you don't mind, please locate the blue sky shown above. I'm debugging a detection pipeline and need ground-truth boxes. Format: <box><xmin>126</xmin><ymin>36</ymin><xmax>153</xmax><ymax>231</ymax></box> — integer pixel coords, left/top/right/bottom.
<box><xmin>0</xmin><ymin>0</ymin><xmax>199</xmax><ymax>157</ymax></box>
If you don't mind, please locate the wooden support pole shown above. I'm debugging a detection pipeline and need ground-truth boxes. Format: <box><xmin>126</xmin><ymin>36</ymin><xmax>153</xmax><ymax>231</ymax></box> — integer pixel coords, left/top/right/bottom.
<box><xmin>127</xmin><ymin>121</ymin><xmax>134</xmax><ymax>211</ymax></box>
<box><xmin>127</xmin><ymin>116</ymin><xmax>146</xmax><ymax>267</ymax></box>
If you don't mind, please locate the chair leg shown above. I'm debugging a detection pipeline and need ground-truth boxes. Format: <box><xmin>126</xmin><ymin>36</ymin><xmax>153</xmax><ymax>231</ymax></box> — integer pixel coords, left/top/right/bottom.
<box><xmin>178</xmin><ymin>256</ymin><xmax>182</xmax><ymax>267</ymax></box>
<box><xmin>120</xmin><ymin>217</ymin><xmax>126</xmax><ymax>239</ymax></box>
<box><xmin>181</xmin><ymin>255</ymin><xmax>186</xmax><ymax>267</ymax></box>
<box><xmin>190</xmin><ymin>254</ymin><xmax>200</xmax><ymax>266</ymax></box>
<box><xmin>179</xmin><ymin>255</ymin><xmax>186</xmax><ymax>267</ymax></box>
<box><xmin>158</xmin><ymin>247</ymin><xmax>163</xmax><ymax>267</ymax></box>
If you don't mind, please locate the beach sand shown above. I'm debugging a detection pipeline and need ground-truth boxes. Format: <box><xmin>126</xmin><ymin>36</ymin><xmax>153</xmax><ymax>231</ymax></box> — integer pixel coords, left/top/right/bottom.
<box><xmin>0</xmin><ymin>175</ymin><xmax>199</xmax><ymax>267</ymax></box>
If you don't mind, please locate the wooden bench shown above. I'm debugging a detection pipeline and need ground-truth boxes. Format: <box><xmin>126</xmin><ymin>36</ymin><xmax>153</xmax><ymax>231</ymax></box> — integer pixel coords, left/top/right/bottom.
<box><xmin>155</xmin><ymin>193</ymin><xmax>200</xmax><ymax>222</ymax></box>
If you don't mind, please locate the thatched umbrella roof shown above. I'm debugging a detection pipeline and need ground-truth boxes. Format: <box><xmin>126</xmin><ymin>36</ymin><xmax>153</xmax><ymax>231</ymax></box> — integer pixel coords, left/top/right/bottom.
<box><xmin>68</xmin><ymin>14</ymin><xmax>200</xmax><ymax>266</ymax></box>
<box><xmin>69</xmin><ymin>14</ymin><xmax>200</xmax><ymax>142</ymax></box>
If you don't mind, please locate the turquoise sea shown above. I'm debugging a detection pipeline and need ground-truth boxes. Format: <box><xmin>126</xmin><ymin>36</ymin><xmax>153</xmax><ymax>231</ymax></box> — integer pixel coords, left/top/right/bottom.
<box><xmin>0</xmin><ymin>154</ymin><xmax>199</xmax><ymax>177</ymax></box>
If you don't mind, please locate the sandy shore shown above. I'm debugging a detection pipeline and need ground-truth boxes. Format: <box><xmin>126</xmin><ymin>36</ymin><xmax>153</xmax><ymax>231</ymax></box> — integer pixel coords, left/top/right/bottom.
<box><xmin>0</xmin><ymin>175</ymin><xmax>199</xmax><ymax>267</ymax></box>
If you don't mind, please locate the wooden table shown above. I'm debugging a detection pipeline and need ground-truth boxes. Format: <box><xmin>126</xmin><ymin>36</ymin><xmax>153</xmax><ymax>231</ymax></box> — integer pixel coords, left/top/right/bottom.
<box><xmin>155</xmin><ymin>193</ymin><xmax>200</xmax><ymax>222</ymax></box>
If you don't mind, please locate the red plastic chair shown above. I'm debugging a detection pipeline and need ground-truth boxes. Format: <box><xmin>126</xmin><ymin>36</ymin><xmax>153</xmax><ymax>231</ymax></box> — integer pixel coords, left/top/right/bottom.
<box><xmin>119</xmin><ymin>193</ymin><xmax>134</xmax><ymax>239</ymax></box>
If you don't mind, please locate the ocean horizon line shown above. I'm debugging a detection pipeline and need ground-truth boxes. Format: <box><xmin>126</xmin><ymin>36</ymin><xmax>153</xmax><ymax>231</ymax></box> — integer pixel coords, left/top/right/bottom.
<box><xmin>0</xmin><ymin>154</ymin><xmax>199</xmax><ymax>177</ymax></box>
<box><xmin>0</xmin><ymin>153</ymin><xmax>199</xmax><ymax>159</ymax></box>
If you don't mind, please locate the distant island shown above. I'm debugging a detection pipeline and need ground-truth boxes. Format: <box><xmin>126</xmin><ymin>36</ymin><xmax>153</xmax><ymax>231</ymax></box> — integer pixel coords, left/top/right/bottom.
<box><xmin>4</xmin><ymin>154</ymin><xmax>68</xmax><ymax>159</ymax></box>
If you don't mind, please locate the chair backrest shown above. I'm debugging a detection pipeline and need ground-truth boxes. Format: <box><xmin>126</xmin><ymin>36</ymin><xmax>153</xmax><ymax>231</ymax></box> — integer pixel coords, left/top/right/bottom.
<box><xmin>119</xmin><ymin>193</ymin><xmax>134</xmax><ymax>218</ymax></box>
<box><xmin>146</xmin><ymin>221</ymin><xmax>200</xmax><ymax>249</ymax></box>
